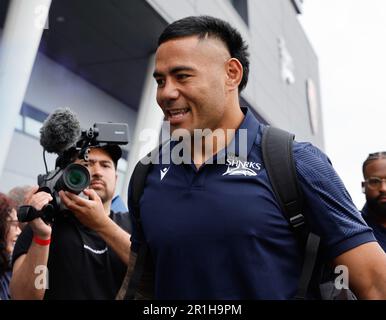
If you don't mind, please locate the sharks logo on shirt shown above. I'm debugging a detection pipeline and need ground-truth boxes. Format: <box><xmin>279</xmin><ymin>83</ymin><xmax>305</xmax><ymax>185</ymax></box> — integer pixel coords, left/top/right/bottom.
<box><xmin>222</xmin><ymin>155</ymin><xmax>261</xmax><ymax>176</ymax></box>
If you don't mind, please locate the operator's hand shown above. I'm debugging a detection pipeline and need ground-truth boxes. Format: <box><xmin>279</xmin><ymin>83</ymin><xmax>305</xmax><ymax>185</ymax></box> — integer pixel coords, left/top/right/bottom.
<box><xmin>59</xmin><ymin>188</ymin><xmax>109</xmax><ymax>231</ymax></box>
<box><xmin>24</xmin><ymin>185</ymin><xmax>53</xmax><ymax>239</ymax></box>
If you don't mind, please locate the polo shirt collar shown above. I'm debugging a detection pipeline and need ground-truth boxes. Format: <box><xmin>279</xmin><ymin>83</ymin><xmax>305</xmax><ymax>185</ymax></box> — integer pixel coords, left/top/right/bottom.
<box><xmin>216</xmin><ymin>107</ymin><xmax>261</xmax><ymax>162</ymax></box>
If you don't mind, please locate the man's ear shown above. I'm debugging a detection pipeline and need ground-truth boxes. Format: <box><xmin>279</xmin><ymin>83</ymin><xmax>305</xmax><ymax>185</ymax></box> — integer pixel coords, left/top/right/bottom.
<box><xmin>225</xmin><ymin>58</ymin><xmax>243</xmax><ymax>91</ymax></box>
<box><xmin>361</xmin><ymin>182</ymin><xmax>365</xmax><ymax>193</ymax></box>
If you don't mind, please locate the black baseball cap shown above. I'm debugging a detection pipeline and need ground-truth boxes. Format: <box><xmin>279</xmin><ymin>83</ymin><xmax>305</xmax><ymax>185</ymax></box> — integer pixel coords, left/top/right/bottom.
<box><xmin>98</xmin><ymin>144</ymin><xmax>122</xmax><ymax>168</ymax></box>
<box><xmin>61</xmin><ymin>144</ymin><xmax>122</xmax><ymax>169</ymax></box>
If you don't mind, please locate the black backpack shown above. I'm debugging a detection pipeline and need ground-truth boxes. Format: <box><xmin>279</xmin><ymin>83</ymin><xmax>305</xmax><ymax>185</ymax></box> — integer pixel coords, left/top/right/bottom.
<box><xmin>117</xmin><ymin>126</ymin><xmax>353</xmax><ymax>300</ymax></box>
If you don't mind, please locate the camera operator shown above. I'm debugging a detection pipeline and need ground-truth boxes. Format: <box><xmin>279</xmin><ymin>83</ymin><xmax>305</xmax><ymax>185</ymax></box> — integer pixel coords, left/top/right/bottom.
<box><xmin>9</xmin><ymin>145</ymin><xmax>132</xmax><ymax>300</ymax></box>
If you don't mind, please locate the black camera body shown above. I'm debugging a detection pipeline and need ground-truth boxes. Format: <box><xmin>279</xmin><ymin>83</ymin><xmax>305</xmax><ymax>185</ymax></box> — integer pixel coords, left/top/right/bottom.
<box><xmin>18</xmin><ymin>122</ymin><xmax>128</xmax><ymax>224</ymax></box>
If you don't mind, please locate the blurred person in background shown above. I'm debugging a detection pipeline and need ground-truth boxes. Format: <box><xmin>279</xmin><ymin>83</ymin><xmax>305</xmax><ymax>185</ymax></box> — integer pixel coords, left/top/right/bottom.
<box><xmin>0</xmin><ymin>193</ymin><xmax>21</xmax><ymax>300</ymax></box>
<box><xmin>361</xmin><ymin>152</ymin><xmax>386</xmax><ymax>252</ymax></box>
<box><xmin>8</xmin><ymin>185</ymin><xmax>33</xmax><ymax>231</ymax></box>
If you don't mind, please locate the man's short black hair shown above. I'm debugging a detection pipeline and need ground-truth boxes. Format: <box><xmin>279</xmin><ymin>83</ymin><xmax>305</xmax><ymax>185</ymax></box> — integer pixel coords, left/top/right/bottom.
<box><xmin>362</xmin><ymin>151</ymin><xmax>386</xmax><ymax>176</ymax></box>
<box><xmin>158</xmin><ymin>15</ymin><xmax>250</xmax><ymax>92</ymax></box>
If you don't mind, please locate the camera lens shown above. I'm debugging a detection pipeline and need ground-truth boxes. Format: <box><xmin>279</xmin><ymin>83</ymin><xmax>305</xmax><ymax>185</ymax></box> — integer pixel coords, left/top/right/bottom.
<box><xmin>61</xmin><ymin>163</ymin><xmax>90</xmax><ymax>194</ymax></box>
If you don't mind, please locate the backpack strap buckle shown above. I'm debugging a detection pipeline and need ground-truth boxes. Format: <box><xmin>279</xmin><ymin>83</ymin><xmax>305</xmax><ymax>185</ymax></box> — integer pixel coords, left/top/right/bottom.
<box><xmin>289</xmin><ymin>213</ymin><xmax>305</xmax><ymax>228</ymax></box>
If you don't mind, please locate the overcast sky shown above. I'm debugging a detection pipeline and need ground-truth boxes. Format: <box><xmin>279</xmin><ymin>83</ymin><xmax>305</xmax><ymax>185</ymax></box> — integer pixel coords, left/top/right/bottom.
<box><xmin>298</xmin><ymin>0</ymin><xmax>386</xmax><ymax>208</ymax></box>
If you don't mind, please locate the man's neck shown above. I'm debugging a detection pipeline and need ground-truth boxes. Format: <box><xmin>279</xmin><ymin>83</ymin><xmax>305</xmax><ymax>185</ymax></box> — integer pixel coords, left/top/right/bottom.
<box><xmin>192</xmin><ymin>105</ymin><xmax>244</xmax><ymax>169</ymax></box>
<box><xmin>103</xmin><ymin>201</ymin><xmax>112</xmax><ymax>216</ymax></box>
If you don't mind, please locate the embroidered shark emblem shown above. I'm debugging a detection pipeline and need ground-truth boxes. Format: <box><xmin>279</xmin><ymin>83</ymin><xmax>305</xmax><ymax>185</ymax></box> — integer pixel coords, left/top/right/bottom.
<box><xmin>222</xmin><ymin>163</ymin><xmax>257</xmax><ymax>176</ymax></box>
<box><xmin>222</xmin><ymin>157</ymin><xmax>261</xmax><ymax>177</ymax></box>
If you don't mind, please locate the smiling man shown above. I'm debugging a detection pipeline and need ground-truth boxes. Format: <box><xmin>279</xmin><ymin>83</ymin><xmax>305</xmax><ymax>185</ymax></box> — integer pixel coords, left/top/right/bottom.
<box><xmin>125</xmin><ymin>15</ymin><xmax>386</xmax><ymax>300</ymax></box>
<box><xmin>10</xmin><ymin>145</ymin><xmax>131</xmax><ymax>300</ymax></box>
<box><xmin>361</xmin><ymin>152</ymin><xmax>386</xmax><ymax>252</ymax></box>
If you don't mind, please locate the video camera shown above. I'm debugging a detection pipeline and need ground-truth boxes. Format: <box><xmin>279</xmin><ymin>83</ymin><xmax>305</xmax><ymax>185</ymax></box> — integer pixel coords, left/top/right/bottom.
<box><xmin>18</xmin><ymin>109</ymin><xmax>128</xmax><ymax>224</ymax></box>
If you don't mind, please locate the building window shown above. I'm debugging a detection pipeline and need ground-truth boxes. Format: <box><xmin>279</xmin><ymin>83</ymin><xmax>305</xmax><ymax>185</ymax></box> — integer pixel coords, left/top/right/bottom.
<box><xmin>230</xmin><ymin>0</ymin><xmax>249</xmax><ymax>27</ymax></box>
<box><xmin>24</xmin><ymin>116</ymin><xmax>44</xmax><ymax>138</ymax></box>
<box><xmin>16</xmin><ymin>103</ymin><xmax>49</xmax><ymax>138</ymax></box>
<box><xmin>15</xmin><ymin>114</ymin><xmax>24</xmax><ymax>131</ymax></box>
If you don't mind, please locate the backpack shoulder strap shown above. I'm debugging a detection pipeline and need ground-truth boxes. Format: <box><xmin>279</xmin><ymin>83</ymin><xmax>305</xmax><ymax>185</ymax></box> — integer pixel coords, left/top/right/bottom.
<box><xmin>261</xmin><ymin>126</ymin><xmax>320</xmax><ymax>299</ymax></box>
<box><xmin>122</xmin><ymin>159</ymin><xmax>152</xmax><ymax>300</ymax></box>
<box><xmin>131</xmin><ymin>160</ymin><xmax>153</xmax><ymax>222</ymax></box>
<box><xmin>123</xmin><ymin>142</ymin><xmax>173</xmax><ymax>299</ymax></box>
<box><xmin>120</xmin><ymin>143</ymin><xmax>164</xmax><ymax>300</ymax></box>
<box><xmin>261</xmin><ymin>126</ymin><xmax>306</xmax><ymax>234</ymax></box>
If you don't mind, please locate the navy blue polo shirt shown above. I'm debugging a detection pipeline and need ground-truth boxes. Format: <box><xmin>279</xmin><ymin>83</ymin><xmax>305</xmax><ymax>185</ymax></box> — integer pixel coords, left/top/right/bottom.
<box><xmin>128</xmin><ymin>107</ymin><xmax>375</xmax><ymax>299</ymax></box>
<box><xmin>362</xmin><ymin>204</ymin><xmax>386</xmax><ymax>252</ymax></box>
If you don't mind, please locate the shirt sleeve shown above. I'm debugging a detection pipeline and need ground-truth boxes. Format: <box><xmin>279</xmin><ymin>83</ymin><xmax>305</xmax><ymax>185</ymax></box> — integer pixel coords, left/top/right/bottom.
<box><xmin>293</xmin><ymin>142</ymin><xmax>376</xmax><ymax>260</ymax></box>
<box><xmin>12</xmin><ymin>225</ymin><xmax>33</xmax><ymax>266</ymax></box>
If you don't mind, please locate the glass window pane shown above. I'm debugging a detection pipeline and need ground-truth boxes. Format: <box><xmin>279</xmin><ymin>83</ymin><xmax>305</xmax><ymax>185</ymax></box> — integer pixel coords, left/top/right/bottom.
<box><xmin>24</xmin><ymin>117</ymin><xmax>42</xmax><ymax>138</ymax></box>
<box><xmin>15</xmin><ymin>114</ymin><xmax>24</xmax><ymax>131</ymax></box>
